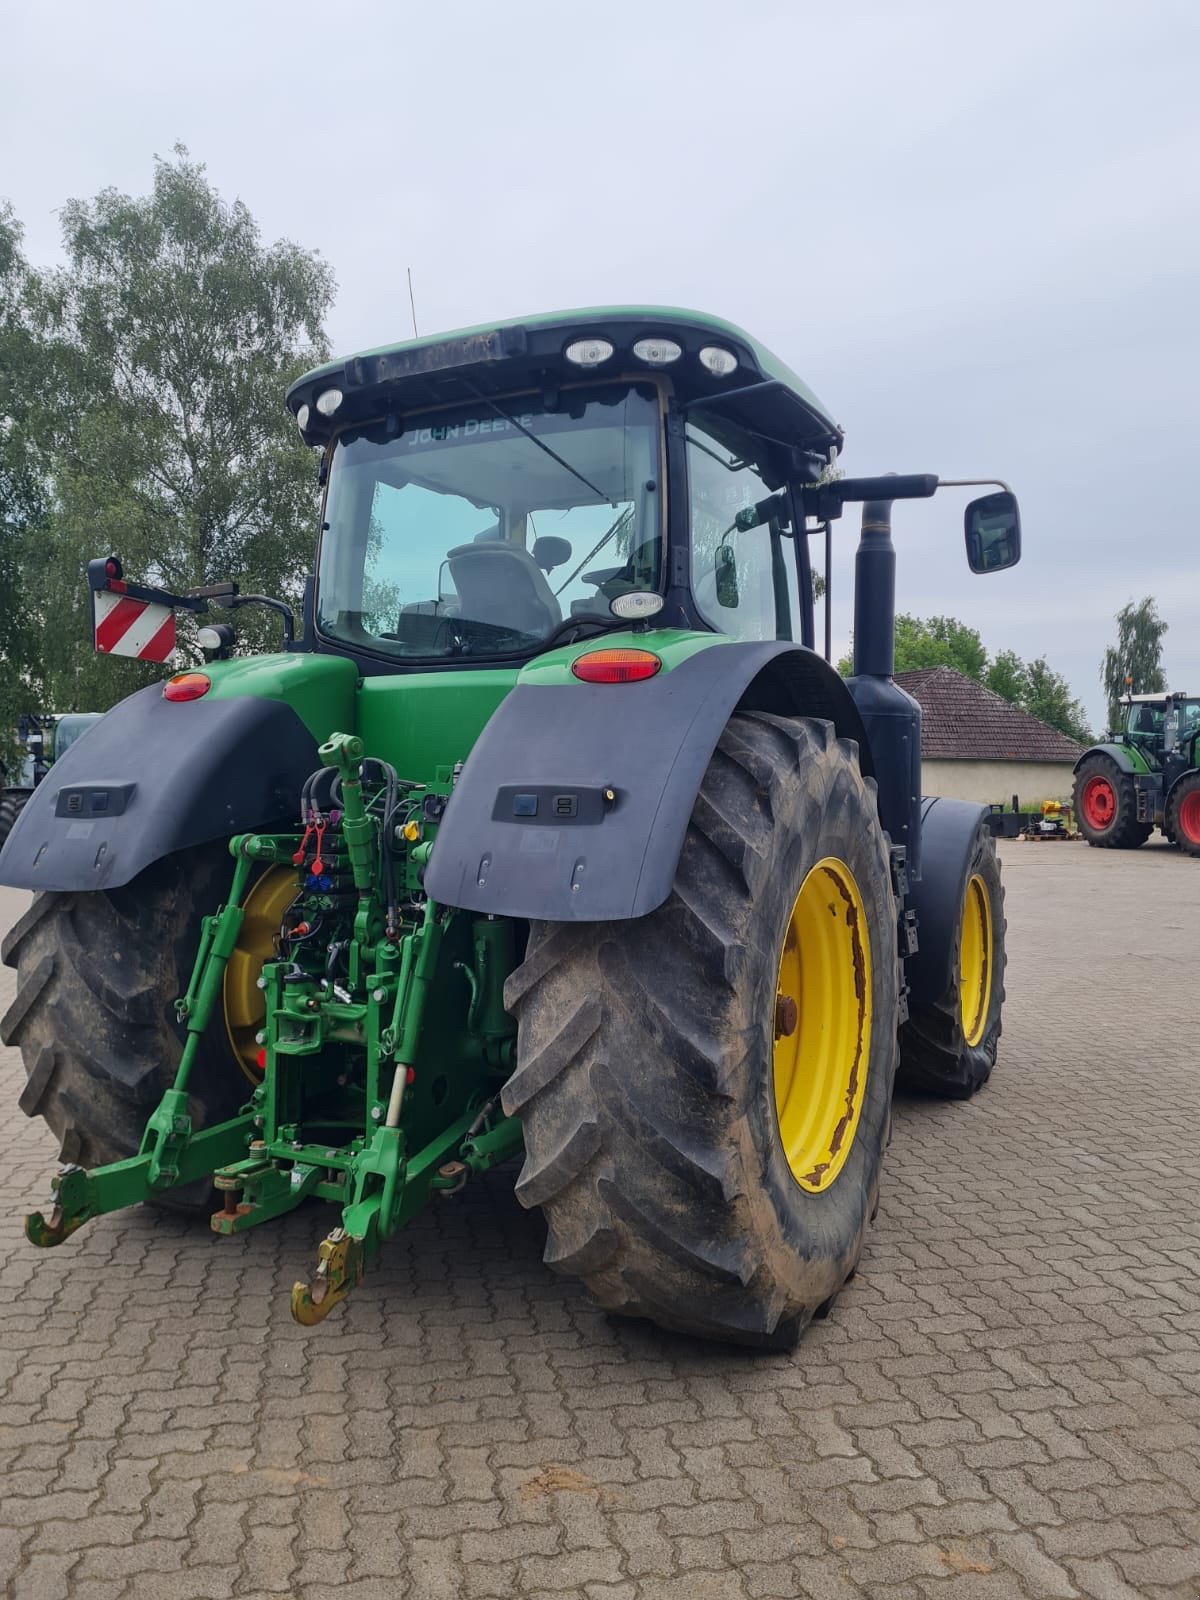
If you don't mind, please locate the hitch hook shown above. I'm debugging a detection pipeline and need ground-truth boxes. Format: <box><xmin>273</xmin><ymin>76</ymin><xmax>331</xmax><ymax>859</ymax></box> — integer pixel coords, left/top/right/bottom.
<box><xmin>290</xmin><ymin>1227</ymin><xmax>364</xmax><ymax>1325</ymax></box>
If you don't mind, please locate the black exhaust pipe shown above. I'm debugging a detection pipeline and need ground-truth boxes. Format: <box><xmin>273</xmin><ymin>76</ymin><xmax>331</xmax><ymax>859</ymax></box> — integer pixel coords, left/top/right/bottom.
<box><xmin>846</xmin><ymin>492</ymin><xmax>923</xmax><ymax>879</ymax></box>
<box><xmin>852</xmin><ymin>496</ymin><xmax>897</xmax><ymax>679</ymax></box>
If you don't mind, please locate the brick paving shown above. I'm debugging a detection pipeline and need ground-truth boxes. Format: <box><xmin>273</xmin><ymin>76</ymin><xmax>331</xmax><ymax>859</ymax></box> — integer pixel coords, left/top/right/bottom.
<box><xmin>1</xmin><ymin>841</ymin><xmax>1199</xmax><ymax>1599</ymax></box>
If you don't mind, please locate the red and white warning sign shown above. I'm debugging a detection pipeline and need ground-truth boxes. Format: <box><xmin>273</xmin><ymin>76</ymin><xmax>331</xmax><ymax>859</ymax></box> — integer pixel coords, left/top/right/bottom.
<box><xmin>93</xmin><ymin>590</ymin><xmax>177</xmax><ymax>662</ymax></box>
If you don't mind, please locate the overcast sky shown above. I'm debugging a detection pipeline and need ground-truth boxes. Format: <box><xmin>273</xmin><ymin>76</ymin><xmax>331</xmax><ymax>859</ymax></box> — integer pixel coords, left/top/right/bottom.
<box><xmin>5</xmin><ymin>0</ymin><xmax>1198</xmax><ymax>729</ymax></box>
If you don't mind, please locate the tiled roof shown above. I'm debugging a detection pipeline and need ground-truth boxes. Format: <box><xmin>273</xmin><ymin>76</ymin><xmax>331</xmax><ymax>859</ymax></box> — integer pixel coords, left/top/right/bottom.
<box><xmin>893</xmin><ymin>666</ymin><xmax>1084</xmax><ymax>763</ymax></box>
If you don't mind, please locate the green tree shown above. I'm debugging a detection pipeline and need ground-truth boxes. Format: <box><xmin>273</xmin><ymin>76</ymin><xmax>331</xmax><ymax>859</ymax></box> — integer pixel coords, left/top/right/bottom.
<box><xmin>1022</xmin><ymin>657</ymin><xmax>1091</xmax><ymax>744</ymax></box>
<box><xmin>836</xmin><ymin>612</ymin><xmax>1090</xmax><ymax>742</ymax></box>
<box><xmin>1101</xmin><ymin>597</ymin><xmax>1167</xmax><ymax>732</ymax></box>
<box><xmin>0</xmin><ymin>205</ymin><xmax>50</xmax><ymax>770</ymax></box>
<box><xmin>984</xmin><ymin>648</ymin><xmax>1029</xmax><ymax>705</ymax></box>
<box><xmin>26</xmin><ymin>147</ymin><xmax>335</xmax><ymax>711</ymax></box>
<box><xmin>838</xmin><ymin>613</ymin><xmax>987</xmax><ymax>678</ymax></box>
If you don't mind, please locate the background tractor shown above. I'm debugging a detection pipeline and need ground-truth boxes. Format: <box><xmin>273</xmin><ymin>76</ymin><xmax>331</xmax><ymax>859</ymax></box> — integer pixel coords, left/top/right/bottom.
<box><xmin>0</xmin><ymin>308</ymin><xmax>1020</xmax><ymax>1346</ymax></box>
<box><xmin>1073</xmin><ymin>691</ymin><xmax>1200</xmax><ymax>854</ymax></box>
<box><xmin>0</xmin><ymin>712</ymin><xmax>100</xmax><ymax>850</ymax></box>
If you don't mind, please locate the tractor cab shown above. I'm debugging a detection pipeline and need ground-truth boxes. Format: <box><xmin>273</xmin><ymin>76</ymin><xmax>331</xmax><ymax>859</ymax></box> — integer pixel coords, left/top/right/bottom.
<box><xmin>286</xmin><ymin>308</ymin><xmax>1018</xmax><ymax>674</ymax></box>
<box><xmin>1118</xmin><ymin>694</ymin><xmax>1169</xmax><ymax>765</ymax></box>
<box><xmin>1118</xmin><ymin>692</ymin><xmax>1200</xmax><ymax>771</ymax></box>
<box><xmin>289</xmin><ymin>309</ymin><xmax>846</xmax><ymax>670</ymax></box>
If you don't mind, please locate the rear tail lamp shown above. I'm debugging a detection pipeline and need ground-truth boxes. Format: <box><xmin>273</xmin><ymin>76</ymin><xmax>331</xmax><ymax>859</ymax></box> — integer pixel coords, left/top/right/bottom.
<box><xmin>571</xmin><ymin>648</ymin><xmax>661</xmax><ymax>684</ymax></box>
<box><xmin>162</xmin><ymin>672</ymin><xmax>211</xmax><ymax>702</ymax></box>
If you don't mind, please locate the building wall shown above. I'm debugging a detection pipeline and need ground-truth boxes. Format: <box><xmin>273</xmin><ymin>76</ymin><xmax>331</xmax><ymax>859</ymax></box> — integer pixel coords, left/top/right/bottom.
<box><xmin>921</xmin><ymin>759</ymin><xmax>1077</xmax><ymax>808</ymax></box>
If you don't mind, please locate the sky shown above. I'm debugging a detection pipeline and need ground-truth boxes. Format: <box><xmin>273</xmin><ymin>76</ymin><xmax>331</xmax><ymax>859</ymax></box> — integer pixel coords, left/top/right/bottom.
<box><xmin>4</xmin><ymin>0</ymin><xmax>1198</xmax><ymax>730</ymax></box>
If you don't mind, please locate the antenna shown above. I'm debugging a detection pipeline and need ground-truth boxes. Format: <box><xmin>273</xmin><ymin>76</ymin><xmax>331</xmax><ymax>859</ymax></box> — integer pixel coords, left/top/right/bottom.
<box><xmin>407</xmin><ymin>268</ymin><xmax>419</xmax><ymax>339</ymax></box>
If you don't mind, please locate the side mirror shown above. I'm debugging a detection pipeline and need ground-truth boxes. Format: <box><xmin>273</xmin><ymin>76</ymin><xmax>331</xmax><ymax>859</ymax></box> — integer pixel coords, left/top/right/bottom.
<box><xmin>965</xmin><ymin>491</ymin><xmax>1021</xmax><ymax>573</ymax></box>
<box><xmin>715</xmin><ymin>544</ymin><xmax>739</xmax><ymax>608</ymax></box>
<box><xmin>532</xmin><ymin>535</ymin><xmax>572</xmax><ymax>574</ymax></box>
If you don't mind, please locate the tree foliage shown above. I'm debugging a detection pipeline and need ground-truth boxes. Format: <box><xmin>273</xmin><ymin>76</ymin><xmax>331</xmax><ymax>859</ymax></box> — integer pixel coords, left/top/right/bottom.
<box><xmin>0</xmin><ymin>206</ymin><xmax>49</xmax><ymax>771</ymax></box>
<box><xmin>839</xmin><ymin>613</ymin><xmax>1091</xmax><ymax>743</ymax></box>
<box><xmin>1021</xmin><ymin>657</ymin><xmax>1091</xmax><ymax>745</ymax></box>
<box><xmin>1101</xmin><ymin>597</ymin><xmax>1167</xmax><ymax>732</ymax></box>
<box><xmin>838</xmin><ymin>613</ymin><xmax>987</xmax><ymax>679</ymax></box>
<box><xmin>11</xmin><ymin>148</ymin><xmax>335</xmax><ymax>714</ymax></box>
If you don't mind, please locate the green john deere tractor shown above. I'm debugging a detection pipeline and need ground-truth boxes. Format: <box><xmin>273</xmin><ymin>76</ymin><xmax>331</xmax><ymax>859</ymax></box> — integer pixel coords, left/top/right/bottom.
<box><xmin>1073</xmin><ymin>691</ymin><xmax>1200</xmax><ymax>854</ymax></box>
<box><xmin>0</xmin><ymin>309</ymin><xmax>1021</xmax><ymax>1346</ymax></box>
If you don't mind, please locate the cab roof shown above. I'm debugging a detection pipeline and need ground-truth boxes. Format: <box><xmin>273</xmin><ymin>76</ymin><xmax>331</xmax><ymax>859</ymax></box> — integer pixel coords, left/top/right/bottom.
<box><xmin>287</xmin><ymin>306</ymin><xmax>843</xmax><ymax>470</ymax></box>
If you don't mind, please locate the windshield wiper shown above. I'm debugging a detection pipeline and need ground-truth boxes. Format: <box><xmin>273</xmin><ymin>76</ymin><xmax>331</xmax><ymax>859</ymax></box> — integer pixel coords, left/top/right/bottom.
<box><xmin>553</xmin><ymin>504</ymin><xmax>636</xmax><ymax>596</ymax></box>
<box><xmin>461</xmin><ymin>380</ymin><xmax>615</xmax><ymax>508</ymax></box>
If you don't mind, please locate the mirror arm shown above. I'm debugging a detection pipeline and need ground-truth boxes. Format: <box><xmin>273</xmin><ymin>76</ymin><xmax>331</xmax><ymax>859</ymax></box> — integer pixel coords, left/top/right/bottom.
<box><xmin>938</xmin><ymin>477</ymin><xmax>1014</xmax><ymax>494</ymax></box>
<box><xmin>228</xmin><ymin>593</ymin><xmax>296</xmax><ymax>645</ymax></box>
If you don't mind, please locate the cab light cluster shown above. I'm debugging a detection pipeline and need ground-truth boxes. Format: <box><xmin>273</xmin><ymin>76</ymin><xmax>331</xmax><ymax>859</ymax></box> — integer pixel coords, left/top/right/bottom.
<box><xmin>563</xmin><ymin>336</ymin><xmax>738</xmax><ymax>376</ymax></box>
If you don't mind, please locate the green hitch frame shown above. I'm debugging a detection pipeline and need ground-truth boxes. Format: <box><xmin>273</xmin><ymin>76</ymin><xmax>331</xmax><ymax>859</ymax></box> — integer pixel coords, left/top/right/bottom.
<box><xmin>21</xmin><ymin>743</ymin><xmax>528</xmax><ymax>1331</ymax></box>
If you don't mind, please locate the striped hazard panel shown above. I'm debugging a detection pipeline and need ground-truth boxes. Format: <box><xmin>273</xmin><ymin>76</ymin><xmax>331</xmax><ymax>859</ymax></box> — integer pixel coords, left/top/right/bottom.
<box><xmin>93</xmin><ymin>589</ymin><xmax>176</xmax><ymax>662</ymax></box>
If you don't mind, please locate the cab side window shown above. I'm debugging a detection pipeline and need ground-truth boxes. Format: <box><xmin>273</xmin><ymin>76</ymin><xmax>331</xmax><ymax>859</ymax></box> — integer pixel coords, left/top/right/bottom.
<box><xmin>686</xmin><ymin>419</ymin><xmax>799</xmax><ymax>641</ymax></box>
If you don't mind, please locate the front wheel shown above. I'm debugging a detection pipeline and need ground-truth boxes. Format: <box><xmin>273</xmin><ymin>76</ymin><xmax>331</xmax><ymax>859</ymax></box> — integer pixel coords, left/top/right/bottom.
<box><xmin>897</xmin><ymin>823</ymin><xmax>1006</xmax><ymax>1099</ymax></box>
<box><xmin>503</xmin><ymin>712</ymin><xmax>900</xmax><ymax>1348</ymax></box>
<box><xmin>1073</xmin><ymin>755</ymin><xmax>1151</xmax><ymax>849</ymax></box>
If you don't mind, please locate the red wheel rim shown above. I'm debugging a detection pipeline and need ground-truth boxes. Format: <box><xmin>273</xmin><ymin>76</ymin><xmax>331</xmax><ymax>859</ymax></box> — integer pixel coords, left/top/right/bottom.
<box><xmin>1179</xmin><ymin>790</ymin><xmax>1200</xmax><ymax>845</ymax></box>
<box><xmin>1080</xmin><ymin>774</ymin><xmax>1116</xmax><ymax>830</ymax></box>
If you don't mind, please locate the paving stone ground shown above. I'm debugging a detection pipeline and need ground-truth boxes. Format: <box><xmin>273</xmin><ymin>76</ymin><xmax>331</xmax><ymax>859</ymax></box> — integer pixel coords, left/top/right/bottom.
<box><xmin>1</xmin><ymin>840</ymin><xmax>1199</xmax><ymax>1599</ymax></box>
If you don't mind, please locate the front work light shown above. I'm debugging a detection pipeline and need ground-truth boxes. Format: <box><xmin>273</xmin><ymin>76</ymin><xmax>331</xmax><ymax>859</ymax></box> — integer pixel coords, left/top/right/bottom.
<box><xmin>571</xmin><ymin>648</ymin><xmax>661</xmax><ymax>684</ymax></box>
<box><xmin>296</xmin><ymin>403</ymin><xmax>311</xmax><ymax>432</ymax></box>
<box><xmin>315</xmin><ymin>387</ymin><xmax>344</xmax><ymax>417</ymax></box>
<box><xmin>162</xmin><ymin>672</ymin><xmax>211</xmax><ymax>702</ymax></box>
<box><xmin>632</xmin><ymin>337</ymin><xmax>682</xmax><ymax>366</ymax></box>
<box><xmin>609</xmin><ymin>592</ymin><xmax>664</xmax><ymax>621</ymax></box>
<box><xmin>564</xmin><ymin>338</ymin><xmax>614</xmax><ymax>368</ymax></box>
<box><xmin>699</xmin><ymin>346</ymin><xmax>738</xmax><ymax>376</ymax></box>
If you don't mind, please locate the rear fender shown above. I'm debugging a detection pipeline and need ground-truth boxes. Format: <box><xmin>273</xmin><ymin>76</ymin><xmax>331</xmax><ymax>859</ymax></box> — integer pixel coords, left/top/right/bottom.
<box><xmin>423</xmin><ymin>640</ymin><xmax>874</xmax><ymax>922</ymax></box>
<box><xmin>0</xmin><ymin>685</ymin><xmax>319</xmax><ymax>891</ymax></box>
<box><xmin>906</xmin><ymin>796</ymin><xmax>988</xmax><ymax>1006</ymax></box>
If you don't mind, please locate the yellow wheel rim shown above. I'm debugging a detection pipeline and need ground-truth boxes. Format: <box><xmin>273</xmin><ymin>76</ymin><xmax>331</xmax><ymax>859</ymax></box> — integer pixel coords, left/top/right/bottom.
<box><xmin>958</xmin><ymin>873</ymin><xmax>993</xmax><ymax>1048</ymax></box>
<box><xmin>223</xmin><ymin>866</ymin><xmax>296</xmax><ymax>1084</ymax></box>
<box><xmin>772</xmin><ymin>857</ymin><xmax>873</xmax><ymax>1193</ymax></box>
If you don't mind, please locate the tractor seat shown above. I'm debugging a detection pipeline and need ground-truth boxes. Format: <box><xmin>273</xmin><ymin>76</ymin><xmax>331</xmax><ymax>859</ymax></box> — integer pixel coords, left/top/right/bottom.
<box><xmin>446</xmin><ymin>542</ymin><xmax>562</xmax><ymax>638</ymax></box>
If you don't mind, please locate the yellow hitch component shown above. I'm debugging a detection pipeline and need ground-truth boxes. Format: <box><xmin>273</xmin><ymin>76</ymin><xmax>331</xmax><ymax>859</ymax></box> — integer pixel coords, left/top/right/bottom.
<box><xmin>25</xmin><ymin>1206</ymin><xmax>86</xmax><ymax>1249</ymax></box>
<box><xmin>291</xmin><ymin>1227</ymin><xmax>364</xmax><ymax>1325</ymax></box>
<box><xmin>958</xmin><ymin>873</ymin><xmax>993</xmax><ymax>1047</ymax></box>
<box><xmin>772</xmin><ymin>857</ymin><xmax>873</xmax><ymax>1194</ymax></box>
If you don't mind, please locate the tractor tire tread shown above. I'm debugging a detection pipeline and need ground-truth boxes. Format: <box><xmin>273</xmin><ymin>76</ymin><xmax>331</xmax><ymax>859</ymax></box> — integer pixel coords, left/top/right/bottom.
<box><xmin>505</xmin><ymin>711</ymin><xmax>898</xmax><ymax>1348</ymax></box>
<box><xmin>897</xmin><ymin>826</ymin><xmax>1006</xmax><ymax>1099</ymax></box>
<box><xmin>0</xmin><ymin>791</ymin><xmax>30</xmax><ymax>855</ymax></box>
<box><xmin>1074</xmin><ymin>754</ymin><xmax>1152</xmax><ymax>849</ymax></box>
<box><xmin>1</xmin><ymin>849</ymin><xmax>245</xmax><ymax>1213</ymax></box>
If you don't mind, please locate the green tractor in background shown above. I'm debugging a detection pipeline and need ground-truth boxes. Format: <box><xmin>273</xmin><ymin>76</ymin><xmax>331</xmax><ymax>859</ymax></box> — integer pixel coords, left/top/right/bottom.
<box><xmin>1073</xmin><ymin>691</ymin><xmax>1200</xmax><ymax>855</ymax></box>
<box><xmin>0</xmin><ymin>309</ymin><xmax>1020</xmax><ymax>1346</ymax></box>
<box><xmin>0</xmin><ymin>712</ymin><xmax>101</xmax><ymax>850</ymax></box>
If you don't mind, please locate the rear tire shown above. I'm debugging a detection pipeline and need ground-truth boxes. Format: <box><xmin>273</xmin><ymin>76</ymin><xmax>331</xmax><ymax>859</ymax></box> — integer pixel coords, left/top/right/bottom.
<box><xmin>897</xmin><ymin>824</ymin><xmax>1006</xmax><ymax>1099</ymax></box>
<box><xmin>0</xmin><ymin>791</ymin><xmax>30</xmax><ymax>853</ymax></box>
<box><xmin>503</xmin><ymin>712</ymin><xmax>900</xmax><ymax>1349</ymax></box>
<box><xmin>1167</xmin><ymin>773</ymin><xmax>1200</xmax><ymax>858</ymax></box>
<box><xmin>1073</xmin><ymin>755</ymin><xmax>1152</xmax><ymax>849</ymax></box>
<box><xmin>1</xmin><ymin>846</ymin><xmax>249</xmax><ymax>1213</ymax></box>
